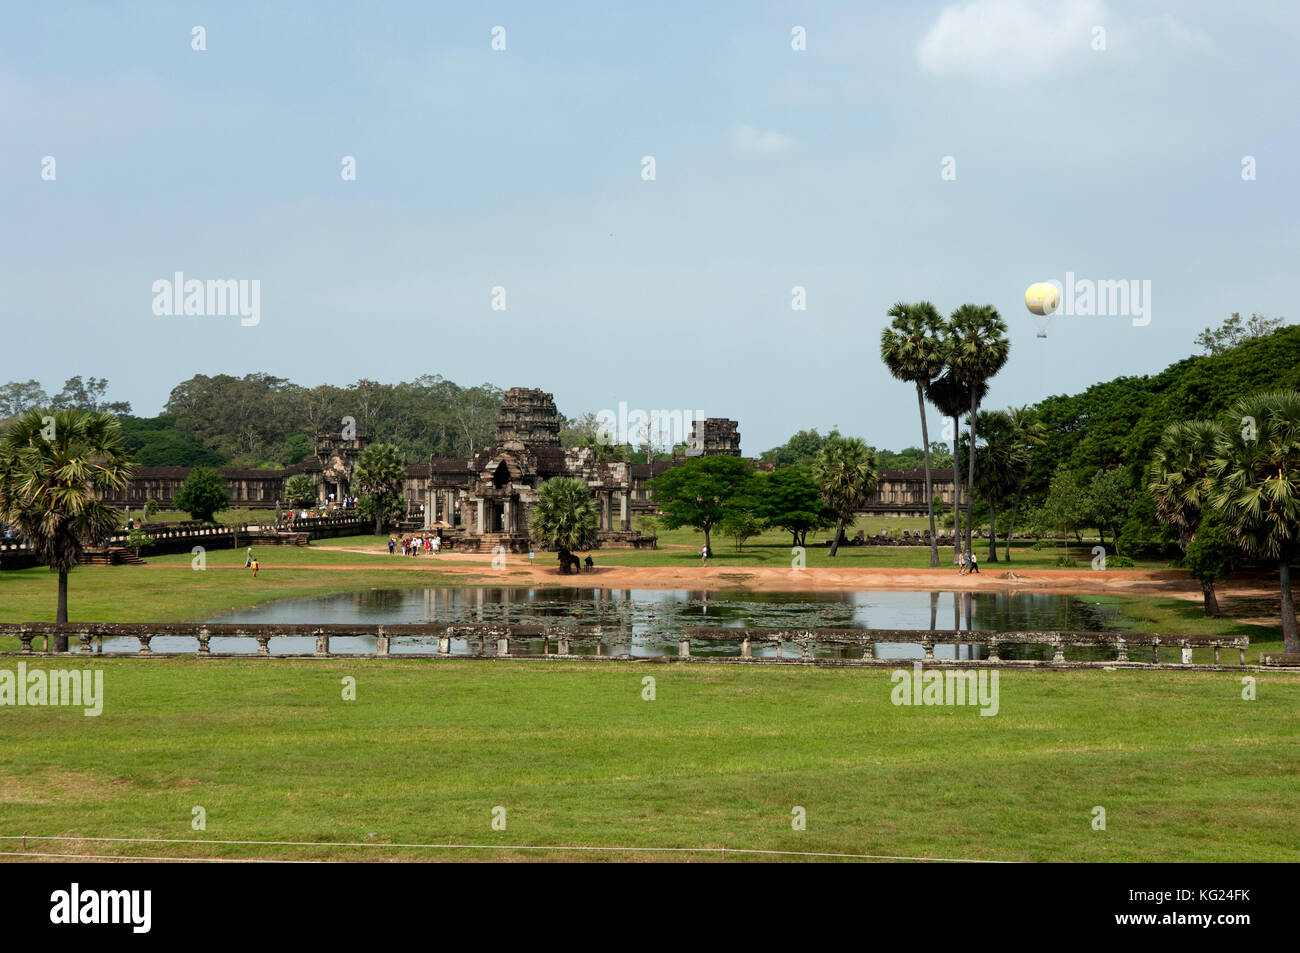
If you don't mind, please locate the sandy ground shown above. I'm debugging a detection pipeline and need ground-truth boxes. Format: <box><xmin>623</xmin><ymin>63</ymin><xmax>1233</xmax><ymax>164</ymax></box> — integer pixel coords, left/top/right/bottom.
<box><xmin>282</xmin><ymin>544</ymin><xmax>1289</xmax><ymax>620</ymax></box>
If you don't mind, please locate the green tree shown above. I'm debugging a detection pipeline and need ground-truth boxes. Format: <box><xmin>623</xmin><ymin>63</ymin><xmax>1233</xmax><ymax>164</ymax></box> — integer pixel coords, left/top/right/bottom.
<box><xmin>945</xmin><ymin>304</ymin><xmax>1010</xmax><ymax>555</ymax></box>
<box><xmin>1039</xmin><ymin>466</ymin><xmax>1090</xmax><ymax>544</ymax></box>
<box><xmin>759</xmin><ymin>428</ymin><xmax>838</xmax><ymax>468</ymax></box>
<box><xmin>0</xmin><ymin>409</ymin><xmax>135</xmax><ymax>644</ymax></box>
<box><xmin>1148</xmin><ymin>420</ymin><xmax>1220</xmax><ymax>546</ymax></box>
<box><xmin>810</xmin><ymin>436</ymin><xmax>877</xmax><ymax>557</ymax></box>
<box><xmin>1209</xmin><ymin>391</ymin><xmax>1300</xmax><ymax>653</ymax></box>
<box><xmin>351</xmin><ymin>443</ymin><xmax>405</xmax><ymax>534</ymax></box>
<box><xmin>530</xmin><ymin>476</ymin><xmax>600</xmax><ymax>574</ymax></box>
<box><xmin>881</xmin><ymin>301</ymin><xmax>947</xmax><ymax>567</ymax></box>
<box><xmin>1087</xmin><ymin>467</ymin><xmax>1133</xmax><ymax>550</ymax></box>
<box><xmin>753</xmin><ymin>465</ymin><xmax>834</xmax><ymax>546</ymax></box>
<box><xmin>719</xmin><ymin>509</ymin><xmax>763</xmax><ymax>551</ymax></box>
<box><xmin>648</xmin><ymin>455</ymin><xmax>755</xmax><ymax>554</ymax></box>
<box><xmin>925</xmin><ymin>371</ymin><xmax>986</xmax><ymax>562</ymax></box>
<box><xmin>173</xmin><ymin>467</ymin><xmax>230</xmax><ymax>522</ymax></box>
<box><xmin>971</xmin><ymin>410</ymin><xmax>1023</xmax><ymax>562</ymax></box>
<box><xmin>284</xmin><ymin>473</ymin><xmax>317</xmax><ymax>508</ymax></box>
<box><xmin>1195</xmin><ymin>311</ymin><xmax>1285</xmax><ymax>356</ymax></box>
<box><xmin>1182</xmin><ymin>512</ymin><xmax>1241</xmax><ymax>617</ymax></box>
<box><xmin>1002</xmin><ymin>405</ymin><xmax>1047</xmax><ymax>560</ymax></box>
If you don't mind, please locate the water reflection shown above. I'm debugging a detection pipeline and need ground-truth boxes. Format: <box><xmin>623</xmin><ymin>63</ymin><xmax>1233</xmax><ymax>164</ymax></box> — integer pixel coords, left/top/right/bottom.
<box><xmin>72</xmin><ymin>588</ymin><xmax>1127</xmax><ymax>659</ymax></box>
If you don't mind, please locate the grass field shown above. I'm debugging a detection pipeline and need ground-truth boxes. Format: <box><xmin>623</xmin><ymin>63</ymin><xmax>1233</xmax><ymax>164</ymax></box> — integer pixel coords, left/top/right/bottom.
<box><xmin>1</xmin><ymin>659</ymin><xmax>1295</xmax><ymax>862</ymax></box>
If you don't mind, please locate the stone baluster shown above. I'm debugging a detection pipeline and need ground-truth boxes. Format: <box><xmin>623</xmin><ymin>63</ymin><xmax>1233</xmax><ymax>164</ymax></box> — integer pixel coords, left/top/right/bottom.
<box><xmin>986</xmin><ymin>638</ymin><xmax>999</xmax><ymax>662</ymax></box>
<box><xmin>19</xmin><ymin>632</ymin><xmax>33</xmax><ymax>655</ymax></box>
<box><xmin>1052</xmin><ymin>636</ymin><xmax>1065</xmax><ymax>664</ymax></box>
<box><xmin>557</xmin><ymin>636</ymin><xmax>570</xmax><ymax>656</ymax></box>
<box><xmin>773</xmin><ymin>640</ymin><xmax>781</xmax><ymax>660</ymax></box>
<box><xmin>437</xmin><ymin>634</ymin><xmax>451</xmax><ymax>655</ymax></box>
<box><xmin>375</xmin><ymin>627</ymin><xmax>389</xmax><ymax>657</ymax></box>
<box><xmin>256</xmin><ymin>635</ymin><xmax>271</xmax><ymax>656</ymax></box>
<box><xmin>1213</xmin><ymin>644</ymin><xmax>1221</xmax><ymax>665</ymax></box>
<box><xmin>677</xmin><ymin>638</ymin><xmax>690</xmax><ymax>659</ymax></box>
<box><xmin>741</xmin><ymin>636</ymin><xmax>751</xmax><ymax>659</ymax></box>
<box><xmin>138</xmin><ymin>633</ymin><xmax>153</xmax><ymax>655</ymax></box>
<box><xmin>1114</xmin><ymin>638</ymin><xmax>1127</xmax><ymax>662</ymax></box>
<box><xmin>197</xmin><ymin>628</ymin><xmax>211</xmax><ymax>657</ymax></box>
<box><xmin>497</xmin><ymin>636</ymin><xmax>509</xmax><ymax>657</ymax></box>
<box><xmin>79</xmin><ymin>631</ymin><xmax>93</xmax><ymax>654</ymax></box>
<box><xmin>922</xmin><ymin>639</ymin><xmax>934</xmax><ymax>661</ymax></box>
<box><xmin>1180</xmin><ymin>642</ymin><xmax>1193</xmax><ymax>665</ymax></box>
<box><xmin>315</xmin><ymin>631</ymin><xmax>329</xmax><ymax>657</ymax></box>
<box><xmin>801</xmin><ymin>639</ymin><xmax>812</xmax><ymax>661</ymax></box>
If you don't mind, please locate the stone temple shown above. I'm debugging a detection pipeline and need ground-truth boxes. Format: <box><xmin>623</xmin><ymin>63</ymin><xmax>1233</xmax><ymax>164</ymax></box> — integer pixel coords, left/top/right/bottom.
<box><xmin>413</xmin><ymin>388</ymin><xmax>653</xmax><ymax>552</ymax></box>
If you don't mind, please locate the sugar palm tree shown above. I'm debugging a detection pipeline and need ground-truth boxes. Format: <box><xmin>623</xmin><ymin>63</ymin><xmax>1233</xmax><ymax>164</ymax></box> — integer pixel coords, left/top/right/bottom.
<box><xmin>1003</xmin><ymin>405</ymin><xmax>1048</xmax><ymax>560</ymax></box>
<box><xmin>1209</xmin><ymin>392</ymin><xmax>1300</xmax><ymax>653</ymax></box>
<box><xmin>352</xmin><ymin>442</ymin><xmax>405</xmax><ymax>534</ymax></box>
<box><xmin>0</xmin><ymin>408</ymin><xmax>135</xmax><ymax>648</ymax></box>
<box><xmin>810</xmin><ymin>435</ymin><xmax>877</xmax><ymax>557</ymax></box>
<box><xmin>530</xmin><ymin>476</ymin><xmax>600</xmax><ymax>574</ymax></box>
<box><xmin>946</xmin><ymin>304</ymin><xmax>1010</xmax><ymax>554</ymax></box>
<box><xmin>924</xmin><ymin>371</ymin><xmax>986</xmax><ymax>563</ymax></box>
<box><xmin>1148</xmin><ymin>419</ymin><xmax>1221</xmax><ymax>546</ymax></box>
<box><xmin>881</xmin><ymin>301</ymin><xmax>946</xmax><ymax>567</ymax></box>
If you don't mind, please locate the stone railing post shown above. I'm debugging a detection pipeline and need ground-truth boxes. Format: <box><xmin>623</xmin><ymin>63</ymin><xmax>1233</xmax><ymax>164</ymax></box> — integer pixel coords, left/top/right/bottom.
<box><xmin>1180</xmin><ymin>641</ymin><xmax>1193</xmax><ymax>666</ymax></box>
<box><xmin>19</xmin><ymin>632</ymin><xmax>33</xmax><ymax>655</ymax></box>
<box><xmin>1213</xmin><ymin>644</ymin><xmax>1221</xmax><ymax>665</ymax></box>
<box><xmin>256</xmin><ymin>635</ymin><xmax>271</xmax><ymax>656</ymax></box>
<box><xmin>1115</xmin><ymin>638</ymin><xmax>1128</xmax><ymax>662</ymax></box>
<box><xmin>741</xmin><ymin>636</ymin><xmax>751</xmax><ymax>659</ymax></box>
<box><xmin>986</xmin><ymin>638</ymin><xmax>999</xmax><ymax>662</ymax></box>
<box><xmin>137</xmin><ymin>633</ymin><xmax>152</xmax><ymax>655</ymax></box>
<box><xmin>557</xmin><ymin>637</ymin><xmax>570</xmax><ymax>656</ymax></box>
<box><xmin>375</xmin><ymin>627</ymin><xmax>389</xmax><ymax>657</ymax></box>
<box><xmin>801</xmin><ymin>639</ymin><xmax>812</xmax><ymax>661</ymax></box>
<box><xmin>1052</xmin><ymin>635</ymin><xmax>1065</xmax><ymax>665</ymax></box>
<box><xmin>922</xmin><ymin>639</ymin><xmax>934</xmax><ymax>661</ymax></box>
<box><xmin>678</xmin><ymin>637</ymin><xmax>690</xmax><ymax>659</ymax></box>
<box><xmin>497</xmin><ymin>635</ymin><xmax>509</xmax><ymax>657</ymax></box>
<box><xmin>315</xmin><ymin>631</ymin><xmax>329</xmax><ymax>657</ymax></box>
<box><xmin>437</xmin><ymin>634</ymin><xmax>451</xmax><ymax>655</ymax></box>
<box><xmin>78</xmin><ymin>631</ymin><xmax>93</xmax><ymax>654</ymax></box>
<box><xmin>197</xmin><ymin>628</ymin><xmax>210</xmax><ymax>656</ymax></box>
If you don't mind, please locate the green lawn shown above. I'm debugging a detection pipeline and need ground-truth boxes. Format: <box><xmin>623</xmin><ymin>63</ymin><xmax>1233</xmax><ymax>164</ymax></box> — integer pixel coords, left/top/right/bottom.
<box><xmin>607</xmin><ymin>523</ymin><xmax>1174</xmax><ymax>570</ymax></box>
<box><xmin>1</xmin><ymin>660</ymin><xmax>1295</xmax><ymax>862</ymax></box>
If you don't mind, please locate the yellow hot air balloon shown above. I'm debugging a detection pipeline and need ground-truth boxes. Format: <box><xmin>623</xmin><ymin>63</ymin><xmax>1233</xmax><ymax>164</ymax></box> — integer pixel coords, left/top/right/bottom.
<box><xmin>1025</xmin><ymin>282</ymin><xmax>1060</xmax><ymax>316</ymax></box>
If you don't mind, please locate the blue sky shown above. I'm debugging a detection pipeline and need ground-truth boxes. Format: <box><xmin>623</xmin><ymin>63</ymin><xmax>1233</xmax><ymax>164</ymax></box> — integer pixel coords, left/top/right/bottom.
<box><xmin>2</xmin><ymin>0</ymin><xmax>1296</xmax><ymax>454</ymax></box>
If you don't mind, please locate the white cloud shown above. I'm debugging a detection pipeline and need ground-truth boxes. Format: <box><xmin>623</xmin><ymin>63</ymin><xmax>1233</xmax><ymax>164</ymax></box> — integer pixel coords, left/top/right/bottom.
<box><xmin>916</xmin><ymin>0</ymin><xmax>1211</xmax><ymax>84</ymax></box>
<box><xmin>916</xmin><ymin>0</ymin><xmax>1105</xmax><ymax>83</ymax></box>
<box><xmin>733</xmin><ymin>125</ymin><xmax>794</xmax><ymax>154</ymax></box>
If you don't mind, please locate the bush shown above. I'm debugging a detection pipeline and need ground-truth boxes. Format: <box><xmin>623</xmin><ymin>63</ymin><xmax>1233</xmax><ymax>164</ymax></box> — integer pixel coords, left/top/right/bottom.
<box><xmin>1106</xmin><ymin>554</ymin><xmax>1135</xmax><ymax>567</ymax></box>
<box><xmin>1055</xmin><ymin>555</ymin><xmax>1079</xmax><ymax>567</ymax></box>
<box><xmin>172</xmin><ymin>467</ymin><xmax>230</xmax><ymax>522</ymax></box>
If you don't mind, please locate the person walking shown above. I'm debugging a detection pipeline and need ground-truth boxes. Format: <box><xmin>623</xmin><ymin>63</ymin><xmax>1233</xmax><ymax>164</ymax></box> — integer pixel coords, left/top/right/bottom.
<box><xmin>388</xmin><ymin>535</ymin><xmax>396</xmax><ymax>555</ymax></box>
<box><xmin>969</xmin><ymin>551</ymin><xmax>979</xmax><ymax>574</ymax></box>
<box><xmin>244</xmin><ymin>547</ymin><xmax>253</xmax><ymax>569</ymax></box>
<box><xmin>251</xmin><ymin>557</ymin><xmax>260</xmax><ymax>578</ymax></box>
<box><xmin>701</xmin><ymin>544</ymin><xmax>710</xmax><ymax>568</ymax></box>
<box><xmin>958</xmin><ymin>550</ymin><xmax>968</xmax><ymax>575</ymax></box>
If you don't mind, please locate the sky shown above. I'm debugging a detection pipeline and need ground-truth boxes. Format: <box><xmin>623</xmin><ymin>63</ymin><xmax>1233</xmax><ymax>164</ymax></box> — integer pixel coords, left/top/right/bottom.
<box><xmin>2</xmin><ymin>0</ymin><xmax>1297</xmax><ymax>454</ymax></box>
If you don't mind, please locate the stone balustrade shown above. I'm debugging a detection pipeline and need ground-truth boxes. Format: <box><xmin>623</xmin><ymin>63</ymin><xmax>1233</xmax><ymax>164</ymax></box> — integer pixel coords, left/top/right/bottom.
<box><xmin>0</xmin><ymin>622</ymin><xmax>1270</xmax><ymax>670</ymax></box>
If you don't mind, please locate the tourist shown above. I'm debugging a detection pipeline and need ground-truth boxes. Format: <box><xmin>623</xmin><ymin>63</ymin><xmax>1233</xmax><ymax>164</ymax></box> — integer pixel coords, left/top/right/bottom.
<box><xmin>432</xmin><ymin>535</ymin><xmax>441</xmax><ymax>554</ymax></box>
<box><xmin>251</xmin><ymin>557</ymin><xmax>259</xmax><ymax>578</ymax></box>
<box><xmin>957</xmin><ymin>551</ymin><xmax>968</xmax><ymax>574</ymax></box>
<box><xmin>388</xmin><ymin>535</ymin><xmax>396</xmax><ymax>555</ymax></box>
<box><xmin>969</xmin><ymin>551</ymin><xmax>980</xmax><ymax>574</ymax></box>
<box><xmin>584</xmin><ymin>554</ymin><xmax>594</xmax><ymax>572</ymax></box>
<box><xmin>701</xmin><ymin>544</ymin><xmax>710</xmax><ymax>567</ymax></box>
<box><xmin>244</xmin><ymin>547</ymin><xmax>253</xmax><ymax>568</ymax></box>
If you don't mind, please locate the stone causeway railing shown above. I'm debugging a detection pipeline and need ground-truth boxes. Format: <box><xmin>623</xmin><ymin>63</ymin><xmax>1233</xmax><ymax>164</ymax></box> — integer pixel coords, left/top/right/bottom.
<box><xmin>0</xmin><ymin>623</ymin><xmax>1278</xmax><ymax>670</ymax></box>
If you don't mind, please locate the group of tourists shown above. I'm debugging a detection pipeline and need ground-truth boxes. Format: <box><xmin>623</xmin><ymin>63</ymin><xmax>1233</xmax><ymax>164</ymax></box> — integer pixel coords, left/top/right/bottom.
<box><xmin>391</xmin><ymin>534</ymin><xmax>440</xmax><ymax>556</ymax></box>
<box><xmin>957</xmin><ymin>550</ymin><xmax>980</xmax><ymax>575</ymax></box>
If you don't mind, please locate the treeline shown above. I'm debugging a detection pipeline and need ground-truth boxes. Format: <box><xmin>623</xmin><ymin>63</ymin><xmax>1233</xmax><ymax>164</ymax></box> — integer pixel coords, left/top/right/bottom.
<box><xmin>0</xmin><ymin>373</ymin><xmax>506</xmax><ymax>469</ymax></box>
